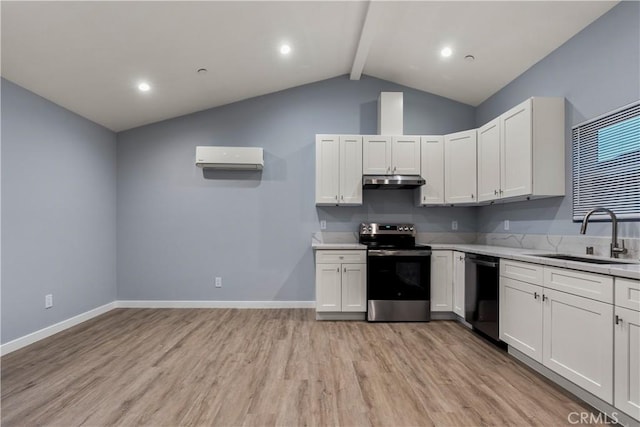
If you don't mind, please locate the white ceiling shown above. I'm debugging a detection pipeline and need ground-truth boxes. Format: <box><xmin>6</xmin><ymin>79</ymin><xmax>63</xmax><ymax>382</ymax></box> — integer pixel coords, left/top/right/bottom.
<box><xmin>1</xmin><ymin>1</ymin><xmax>618</xmax><ymax>132</ymax></box>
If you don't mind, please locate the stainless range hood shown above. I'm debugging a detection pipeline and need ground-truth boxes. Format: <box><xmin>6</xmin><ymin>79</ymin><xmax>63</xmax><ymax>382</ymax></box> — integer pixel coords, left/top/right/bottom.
<box><xmin>363</xmin><ymin>175</ymin><xmax>425</xmax><ymax>189</ymax></box>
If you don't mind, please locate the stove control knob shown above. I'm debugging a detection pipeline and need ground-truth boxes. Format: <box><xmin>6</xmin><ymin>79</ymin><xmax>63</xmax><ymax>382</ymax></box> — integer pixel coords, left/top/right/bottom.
<box><xmin>409</xmin><ymin>226</ymin><xmax>414</xmax><ymax>231</ymax></box>
<box><xmin>367</xmin><ymin>227</ymin><xmax>372</xmax><ymax>231</ymax></box>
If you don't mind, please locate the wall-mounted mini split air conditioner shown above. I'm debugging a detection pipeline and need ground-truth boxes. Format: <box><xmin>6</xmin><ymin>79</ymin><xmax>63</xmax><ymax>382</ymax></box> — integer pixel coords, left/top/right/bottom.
<box><xmin>195</xmin><ymin>146</ymin><xmax>264</xmax><ymax>170</ymax></box>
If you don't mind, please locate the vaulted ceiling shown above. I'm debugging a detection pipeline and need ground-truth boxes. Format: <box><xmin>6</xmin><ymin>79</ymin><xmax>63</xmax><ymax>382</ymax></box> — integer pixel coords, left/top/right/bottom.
<box><xmin>1</xmin><ymin>1</ymin><xmax>618</xmax><ymax>131</ymax></box>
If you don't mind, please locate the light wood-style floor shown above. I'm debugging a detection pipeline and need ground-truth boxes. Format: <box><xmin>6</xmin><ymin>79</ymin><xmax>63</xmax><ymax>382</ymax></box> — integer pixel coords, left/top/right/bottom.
<box><xmin>2</xmin><ymin>309</ymin><xmax>599</xmax><ymax>426</ymax></box>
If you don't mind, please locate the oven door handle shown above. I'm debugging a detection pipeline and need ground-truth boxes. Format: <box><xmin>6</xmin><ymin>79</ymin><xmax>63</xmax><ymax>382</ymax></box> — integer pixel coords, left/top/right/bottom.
<box><xmin>368</xmin><ymin>250</ymin><xmax>432</xmax><ymax>256</ymax></box>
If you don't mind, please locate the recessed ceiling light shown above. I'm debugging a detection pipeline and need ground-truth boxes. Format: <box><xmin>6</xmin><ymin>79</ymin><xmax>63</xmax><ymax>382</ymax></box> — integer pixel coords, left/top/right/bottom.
<box><xmin>138</xmin><ymin>82</ymin><xmax>151</xmax><ymax>92</ymax></box>
<box><xmin>280</xmin><ymin>44</ymin><xmax>291</xmax><ymax>55</ymax></box>
<box><xmin>197</xmin><ymin>68</ymin><xmax>208</xmax><ymax>74</ymax></box>
<box><xmin>465</xmin><ymin>55</ymin><xmax>475</xmax><ymax>62</ymax></box>
<box><xmin>440</xmin><ymin>47</ymin><xmax>453</xmax><ymax>58</ymax></box>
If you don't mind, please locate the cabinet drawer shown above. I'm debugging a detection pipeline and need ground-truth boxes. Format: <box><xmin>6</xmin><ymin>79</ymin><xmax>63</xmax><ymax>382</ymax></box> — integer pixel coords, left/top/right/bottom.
<box><xmin>316</xmin><ymin>250</ymin><xmax>366</xmax><ymax>264</ymax></box>
<box><xmin>615</xmin><ymin>278</ymin><xmax>640</xmax><ymax>312</ymax></box>
<box><xmin>500</xmin><ymin>260</ymin><xmax>543</xmax><ymax>284</ymax></box>
<box><xmin>544</xmin><ymin>267</ymin><xmax>613</xmax><ymax>303</ymax></box>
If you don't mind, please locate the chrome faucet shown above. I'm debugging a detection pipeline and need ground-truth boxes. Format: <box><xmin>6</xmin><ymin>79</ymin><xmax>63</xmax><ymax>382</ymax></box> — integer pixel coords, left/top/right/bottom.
<box><xmin>580</xmin><ymin>207</ymin><xmax>628</xmax><ymax>258</ymax></box>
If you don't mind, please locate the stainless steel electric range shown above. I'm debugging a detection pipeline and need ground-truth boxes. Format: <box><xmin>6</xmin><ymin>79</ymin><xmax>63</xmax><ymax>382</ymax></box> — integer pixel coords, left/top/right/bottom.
<box><xmin>359</xmin><ymin>223</ymin><xmax>432</xmax><ymax>322</ymax></box>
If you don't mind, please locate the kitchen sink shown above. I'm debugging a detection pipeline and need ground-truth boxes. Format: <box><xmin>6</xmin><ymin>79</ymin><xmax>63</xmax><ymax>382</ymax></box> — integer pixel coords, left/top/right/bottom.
<box><xmin>528</xmin><ymin>254</ymin><xmax>638</xmax><ymax>265</ymax></box>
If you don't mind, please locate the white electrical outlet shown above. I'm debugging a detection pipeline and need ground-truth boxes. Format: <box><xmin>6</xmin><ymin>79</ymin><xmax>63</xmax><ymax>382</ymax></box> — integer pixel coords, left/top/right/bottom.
<box><xmin>320</xmin><ymin>220</ymin><xmax>327</xmax><ymax>230</ymax></box>
<box><xmin>215</xmin><ymin>277</ymin><xmax>222</xmax><ymax>288</ymax></box>
<box><xmin>451</xmin><ymin>220</ymin><xmax>458</xmax><ymax>231</ymax></box>
<box><xmin>504</xmin><ymin>220</ymin><xmax>510</xmax><ymax>231</ymax></box>
<box><xmin>45</xmin><ymin>294</ymin><xmax>53</xmax><ymax>309</ymax></box>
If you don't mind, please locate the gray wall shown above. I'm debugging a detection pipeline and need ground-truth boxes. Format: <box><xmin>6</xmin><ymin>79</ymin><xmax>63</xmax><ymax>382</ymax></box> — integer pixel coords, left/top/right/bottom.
<box><xmin>117</xmin><ymin>75</ymin><xmax>476</xmax><ymax>301</ymax></box>
<box><xmin>475</xmin><ymin>1</ymin><xmax>640</xmax><ymax>238</ymax></box>
<box><xmin>1</xmin><ymin>79</ymin><xmax>117</xmax><ymax>344</ymax></box>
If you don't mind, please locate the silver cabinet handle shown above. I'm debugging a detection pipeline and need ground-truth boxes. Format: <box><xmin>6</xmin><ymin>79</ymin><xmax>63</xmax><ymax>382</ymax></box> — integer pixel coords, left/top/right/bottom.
<box><xmin>615</xmin><ymin>315</ymin><xmax>622</xmax><ymax>325</ymax></box>
<box><xmin>500</xmin><ymin>189</ymin><xmax>504</xmax><ymax>194</ymax></box>
<box><xmin>542</xmin><ymin>294</ymin><xmax>548</xmax><ymax>301</ymax></box>
<box><xmin>393</xmin><ymin>166</ymin><xmax>396</xmax><ymax>173</ymax></box>
<box><xmin>336</xmin><ymin>267</ymin><xmax>339</xmax><ymax>272</ymax></box>
<box><xmin>471</xmin><ymin>194</ymin><xmax>475</xmax><ymax>199</ymax></box>
<box><xmin>423</xmin><ymin>196</ymin><xmax>426</xmax><ymax>201</ymax></box>
<box><xmin>494</xmin><ymin>190</ymin><xmax>499</xmax><ymax>195</ymax></box>
<box><xmin>341</xmin><ymin>195</ymin><xmax>344</xmax><ymax>200</ymax></box>
<box><xmin>534</xmin><ymin>292</ymin><xmax>539</xmax><ymax>299</ymax></box>
<box><xmin>335</xmin><ymin>195</ymin><xmax>338</xmax><ymax>200</ymax></box>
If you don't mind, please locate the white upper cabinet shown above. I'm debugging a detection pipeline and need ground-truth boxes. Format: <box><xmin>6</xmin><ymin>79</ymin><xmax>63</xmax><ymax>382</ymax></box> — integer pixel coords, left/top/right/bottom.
<box><xmin>315</xmin><ymin>135</ymin><xmax>340</xmax><ymax>205</ymax></box>
<box><xmin>363</xmin><ymin>136</ymin><xmax>420</xmax><ymax>175</ymax></box>
<box><xmin>477</xmin><ymin>118</ymin><xmax>501</xmax><ymax>202</ymax></box>
<box><xmin>315</xmin><ymin>135</ymin><xmax>362</xmax><ymax>206</ymax></box>
<box><xmin>417</xmin><ymin>136</ymin><xmax>445</xmax><ymax>205</ymax></box>
<box><xmin>391</xmin><ymin>136</ymin><xmax>421</xmax><ymax>175</ymax></box>
<box><xmin>363</xmin><ymin>136</ymin><xmax>392</xmax><ymax>174</ymax></box>
<box><xmin>445</xmin><ymin>129</ymin><xmax>477</xmax><ymax>204</ymax></box>
<box><xmin>339</xmin><ymin>136</ymin><xmax>364</xmax><ymax>205</ymax></box>
<box><xmin>501</xmin><ymin>99</ymin><xmax>533</xmax><ymax>199</ymax></box>
<box><xmin>477</xmin><ymin>97</ymin><xmax>565</xmax><ymax>203</ymax></box>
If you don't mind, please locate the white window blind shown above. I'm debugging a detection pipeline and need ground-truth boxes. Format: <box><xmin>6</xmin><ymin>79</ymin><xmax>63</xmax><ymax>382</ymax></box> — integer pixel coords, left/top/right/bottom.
<box><xmin>572</xmin><ymin>101</ymin><xmax>640</xmax><ymax>221</ymax></box>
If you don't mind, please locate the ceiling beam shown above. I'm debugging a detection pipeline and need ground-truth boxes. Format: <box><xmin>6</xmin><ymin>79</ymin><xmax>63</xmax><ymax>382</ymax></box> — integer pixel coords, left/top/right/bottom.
<box><xmin>350</xmin><ymin>0</ymin><xmax>379</xmax><ymax>80</ymax></box>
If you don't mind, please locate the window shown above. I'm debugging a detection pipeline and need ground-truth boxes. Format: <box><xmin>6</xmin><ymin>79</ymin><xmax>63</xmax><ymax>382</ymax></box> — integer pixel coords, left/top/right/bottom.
<box><xmin>572</xmin><ymin>102</ymin><xmax>640</xmax><ymax>221</ymax></box>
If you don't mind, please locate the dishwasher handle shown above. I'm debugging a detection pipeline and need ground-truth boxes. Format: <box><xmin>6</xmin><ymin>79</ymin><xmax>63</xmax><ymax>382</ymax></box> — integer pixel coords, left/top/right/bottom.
<box><xmin>466</xmin><ymin>254</ymin><xmax>499</xmax><ymax>268</ymax></box>
<box><xmin>469</xmin><ymin>259</ymin><xmax>499</xmax><ymax>268</ymax></box>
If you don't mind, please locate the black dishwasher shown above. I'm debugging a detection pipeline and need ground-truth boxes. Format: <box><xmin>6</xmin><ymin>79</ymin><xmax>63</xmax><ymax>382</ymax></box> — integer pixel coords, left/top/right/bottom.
<box><xmin>465</xmin><ymin>254</ymin><xmax>500</xmax><ymax>341</ymax></box>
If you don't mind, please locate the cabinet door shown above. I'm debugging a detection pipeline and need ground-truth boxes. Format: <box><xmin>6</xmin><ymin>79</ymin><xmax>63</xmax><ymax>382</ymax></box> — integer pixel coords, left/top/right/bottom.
<box><xmin>315</xmin><ymin>135</ymin><xmax>340</xmax><ymax>205</ymax></box>
<box><xmin>614</xmin><ymin>306</ymin><xmax>640</xmax><ymax>421</ymax></box>
<box><xmin>431</xmin><ymin>251</ymin><xmax>453</xmax><ymax>312</ymax></box>
<box><xmin>445</xmin><ymin>130</ymin><xmax>477</xmax><ymax>204</ymax></box>
<box><xmin>477</xmin><ymin>118</ymin><xmax>501</xmax><ymax>202</ymax></box>
<box><xmin>452</xmin><ymin>252</ymin><xmax>465</xmax><ymax>318</ymax></box>
<box><xmin>500</xmin><ymin>277</ymin><xmax>543</xmax><ymax>362</ymax></box>
<box><xmin>542</xmin><ymin>288</ymin><xmax>613</xmax><ymax>403</ymax></box>
<box><xmin>418</xmin><ymin>136</ymin><xmax>444</xmax><ymax>205</ymax></box>
<box><xmin>363</xmin><ymin>136</ymin><xmax>392</xmax><ymax>175</ymax></box>
<box><xmin>339</xmin><ymin>136</ymin><xmax>363</xmax><ymax>205</ymax></box>
<box><xmin>392</xmin><ymin>136</ymin><xmax>421</xmax><ymax>175</ymax></box>
<box><xmin>315</xmin><ymin>263</ymin><xmax>342</xmax><ymax>312</ymax></box>
<box><xmin>341</xmin><ymin>263</ymin><xmax>366</xmax><ymax>312</ymax></box>
<box><xmin>501</xmin><ymin>99</ymin><xmax>533</xmax><ymax>199</ymax></box>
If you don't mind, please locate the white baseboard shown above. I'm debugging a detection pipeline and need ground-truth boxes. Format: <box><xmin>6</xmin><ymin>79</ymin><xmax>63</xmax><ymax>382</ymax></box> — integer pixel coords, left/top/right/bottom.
<box><xmin>115</xmin><ymin>300</ymin><xmax>316</xmax><ymax>309</ymax></box>
<box><xmin>1</xmin><ymin>300</ymin><xmax>316</xmax><ymax>356</ymax></box>
<box><xmin>509</xmin><ymin>347</ymin><xmax>639</xmax><ymax>427</ymax></box>
<box><xmin>0</xmin><ymin>302</ymin><xmax>117</xmax><ymax>356</ymax></box>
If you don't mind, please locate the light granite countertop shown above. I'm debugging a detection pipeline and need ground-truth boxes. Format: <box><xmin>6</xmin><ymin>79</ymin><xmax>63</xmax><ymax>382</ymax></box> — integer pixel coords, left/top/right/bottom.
<box><xmin>426</xmin><ymin>244</ymin><xmax>640</xmax><ymax>280</ymax></box>
<box><xmin>311</xmin><ymin>242</ymin><xmax>367</xmax><ymax>250</ymax></box>
<box><xmin>311</xmin><ymin>233</ymin><xmax>640</xmax><ymax>280</ymax></box>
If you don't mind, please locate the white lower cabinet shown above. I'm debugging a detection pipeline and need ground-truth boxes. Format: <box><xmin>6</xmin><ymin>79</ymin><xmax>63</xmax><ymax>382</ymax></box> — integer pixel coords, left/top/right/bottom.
<box><xmin>431</xmin><ymin>250</ymin><xmax>453</xmax><ymax>312</ymax></box>
<box><xmin>500</xmin><ymin>276</ymin><xmax>543</xmax><ymax>362</ymax></box>
<box><xmin>341</xmin><ymin>264</ymin><xmax>366</xmax><ymax>312</ymax></box>
<box><xmin>315</xmin><ymin>250</ymin><xmax>366</xmax><ymax>313</ymax></box>
<box><xmin>542</xmin><ymin>288</ymin><xmax>613</xmax><ymax>403</ymax></box>
<box><xmin>452</xmin><ymin>251</ymin><xmax>465</xmax><ymax>318</ymax></box>
<box><xmin>500</xmin><ymin>260</ymin><xmax>615</xmax><ymax>404</ymax></box>
<box><xmin>614</xmin><ymin>305</ymin><xmax>640</xmax><ymax>421</ymax></box>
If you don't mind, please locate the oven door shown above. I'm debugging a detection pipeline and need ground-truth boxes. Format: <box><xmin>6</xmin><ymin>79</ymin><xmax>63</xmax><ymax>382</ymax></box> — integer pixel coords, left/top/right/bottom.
<box><xmin>367</xmin><ymin>249</ymin><xmax>431</xmax><ymax>322</ymax></box>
